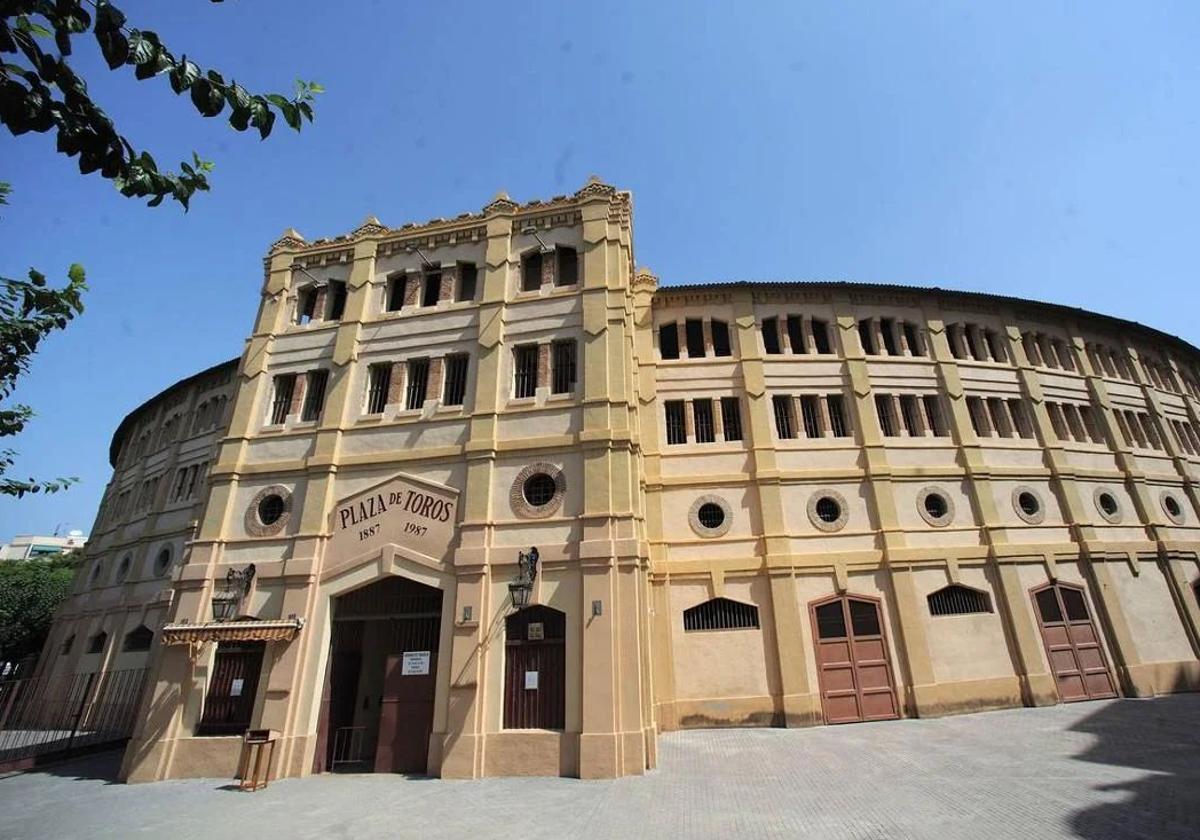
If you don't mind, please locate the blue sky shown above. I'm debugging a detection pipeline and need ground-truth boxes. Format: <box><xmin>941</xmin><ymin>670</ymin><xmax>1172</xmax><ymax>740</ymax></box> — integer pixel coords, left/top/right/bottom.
<box><xmin>2</xmin><ymin>1</ymin><xmax>1198</xmax><ymax>541</ymax></box>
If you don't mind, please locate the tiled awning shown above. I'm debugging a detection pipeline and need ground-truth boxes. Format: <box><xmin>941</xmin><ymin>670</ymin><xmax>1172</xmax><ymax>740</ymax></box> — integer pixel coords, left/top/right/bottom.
<box><xmin>161</xmin><ymin>618</ymin><xmax>305</xmax><ymax>645</ymax></box>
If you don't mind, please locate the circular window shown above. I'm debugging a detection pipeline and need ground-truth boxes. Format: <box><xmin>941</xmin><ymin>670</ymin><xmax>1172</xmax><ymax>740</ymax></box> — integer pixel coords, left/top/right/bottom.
<box><xmin>1094</xmin><ymin>489</ymin><xmax>1121</xmax><ymax>523</ymax></box>
<box><xmin>689</xmin><ymin>495</ymin><xmax>733</xmax><ymax>537</ymax></box>
<box><xmin>917</xmin><ymin>487</ymin><xmax>955</xmax><ymax>527</ymax></box>
<box><xmin>1161</xmin><ymin>491</ymin><xmax>1186</xmax><ymax>525</ymax></box>
<box><xmin>1012</xmin><ymin>486</ymin><xmax>1046</xmax><ymax>525</ymax></box>
<box><xmin>523</xmin><ymin>474</ymin><xmax>557</xmax><ymax>507</ymax></box>
<box><xmin>116</xmin><ymin>554</ymin><xmax>131</xmax><ymax>582</ymax></box>
<box><xmin>510</xmin><ymin>463</ymin><xmax>566</xmax><ymax>519</ymax></box>
<box><xmin>808</xmin><ymin>490</ymin><xmax>849</xmax><ymax>532</ymax></box>
<box><xmin>245</xmin><ymin>485</ymin><xmax>293</xmax><ymax>536</ymax></box>
<box><xmin>154</xmin><ymin>547</ymin><xmax>172</xmax><ymax>577</ymax></box>
<box><xmin>697</xmin><ymin>503</ymin><xmax>725</xmax><ymax>529</ymax></box>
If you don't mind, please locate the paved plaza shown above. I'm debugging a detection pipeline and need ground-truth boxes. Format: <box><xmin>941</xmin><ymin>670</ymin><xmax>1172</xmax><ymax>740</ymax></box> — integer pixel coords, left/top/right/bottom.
<box><xmin>1</xmin><ymin>694</ymin><xmax>1197</xmax><ymax>839</ymax></box>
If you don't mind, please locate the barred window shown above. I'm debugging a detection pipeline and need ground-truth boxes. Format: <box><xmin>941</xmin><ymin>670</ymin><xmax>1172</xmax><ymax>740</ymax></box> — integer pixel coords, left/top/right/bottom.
<box><xmin>711</xmin><ymin>320</ymin><xmax>732</xmax><ymax>357</ymax></box>
<box><xmin>513</xmin><ymin>345</ymin><xmax>538</xmax><ymax>399</ymax></box>
<box><xmin>521</xmin><ymin>251</ymin><xmax>542</xmax><ymax>292</ymax></box>
<box><xmin>551</xmin><ymin>340</ymin><xmax>576</xmax><ymax>395</ymax></box>
<box><xmin>786</xmin><ymin>315</ymin><xmax>805</xmax><ymax>354</ymax></box>
<box><xmin>406</xmin><ymin>358</ymin><xmax>429</xmax><ymax>410</ymax></box>
<box><xmin>693</xmin><ymin>399</ymin><xmax>715</xmax><ymax>443</ymax></box>
<box><xmin>773</xmin><ymin>395</ymin><xmax>796</xmax><ymax>439</ymax></box>
<box><xmin>301</xmin><ymin>370</ymin><xmax>328</xmax><ymax>422</ymax></box>
<box><xmin>269</xmin><ymin>374</ymin><xmax>296</xmax><ymax>425</ymax></box>
<box><xmin>812</xmin><ymin>319</ymin><xmax>832</xmax><ymax>354</ymax></box>
<box><xmin>720</xmin><ymin>397</ymin><xmax>743</xmax><ymax>441</ymax></box>
<box><xmin>683</xmin><ymin>598</ymin><xmax>760</xmax><ymax>631</ymax></box>
<box><xmin>827</xmin><ymin>395</ymin><xmax>851</xmax><ymax>437</ymax></box>
<box><xmin>762</xmin><ymin>317</ymin><xmax>782</xmax><ymax>354</ymax></box>
<box><xmin>456</xmin><ymin>262</ymin><xmax>478</xmax><ymax>301</ymax></box>
<box><xmin>365</xmin><ymin>363</ymin><xmax>391</xmax><ymax>414</ymax></box>
<box><xmin>665</xmin><ymin>401</ymin><xmax>687</xmax><ymax>445</ymax></box>
<box><xmin>899</xmin><ymin>395</ymin><xmax>923</xmax><ymax>436</ymax></box>
<box><xmin>421</xmin><ymin>270</ymin><xmax>441</xmax><ymax>307</ymax></box>
<box><xmin>443</xmin><ymin>354</ymin><xmax>469</xmax><ymax>406</ymax></box>
<box><xmin>876</xmin><ymin>394</ymin><xmax>898</xmax><ymax>437</ymax></box>
<box><xmin>800</xmin><ymin>395</ymin><xmax>822</xmax><ymax>438</ymax></box>
<box><xmin>927</xmin><ymin>585</ymin><xmax>992</xmax><ymax>616</ymax></box>
<box><xmin>659</xmin><ymin>323</ymin><xmax>680</xmax><ymax>360</ymax></box>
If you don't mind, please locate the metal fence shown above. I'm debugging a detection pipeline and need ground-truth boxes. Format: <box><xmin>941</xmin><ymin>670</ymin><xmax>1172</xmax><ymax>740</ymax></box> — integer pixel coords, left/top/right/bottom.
<box><xmin>0</xmin><ymin>667</ymin><xmax>149</xmax><ymax>771</ymax></box>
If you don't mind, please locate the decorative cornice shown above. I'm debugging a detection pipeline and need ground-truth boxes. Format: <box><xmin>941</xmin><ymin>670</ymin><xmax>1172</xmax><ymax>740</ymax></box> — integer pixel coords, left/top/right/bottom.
<box><xmin>351</xmin><ymin>215</ymin><xmax>388</xmax><ymax>239</ymax></box>
<box><xmin>268</xmin><ymin>228</ymin><xmax>306</xmax><ymax>254</ymax></box>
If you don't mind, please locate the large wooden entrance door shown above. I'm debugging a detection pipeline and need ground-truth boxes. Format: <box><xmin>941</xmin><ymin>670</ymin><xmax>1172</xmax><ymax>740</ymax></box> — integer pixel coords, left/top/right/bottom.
<box><xmin>374</xmin><ymin>615</ymin><xmax>440</xmax><ymax>774</ymax></box>
<box><xmin>1031</xmin><ymin>582</ymin><xmax>1117</xmax><ymax>702</ymax></box>
<box><xmin>810</xmin><ymin>595</ymin><xmax>899</xmax><ymax>724</ymax></box>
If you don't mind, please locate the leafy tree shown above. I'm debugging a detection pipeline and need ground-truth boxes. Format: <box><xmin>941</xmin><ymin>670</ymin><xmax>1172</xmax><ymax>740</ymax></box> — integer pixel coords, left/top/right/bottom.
<box><xmin>0</xmin><ymin>2</ymin><xmax>320</xmax><ymax>496</ymax></box>
<box><xmin>0</xmin><ymin>552</ymin><xmax>78</xmax><ymax>668</ymax></box>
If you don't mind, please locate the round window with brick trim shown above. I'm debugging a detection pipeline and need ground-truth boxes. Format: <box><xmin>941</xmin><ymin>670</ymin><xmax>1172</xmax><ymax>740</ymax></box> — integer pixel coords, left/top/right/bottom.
<box><xmin>523</xmin><ymin>474</ymin><xmax>557</xmax><ymax>508</ymax></box>
<box><xmin>510</xmin><ymin>463</ymin><xmax>566</xmax><ymax>519</ymax></box>
<box><xmin>1161</xmin><ymin>491</ymin><xmax>1186</xmax><ymax>525</ymax></box>
<box><xmin>1012</xmin><ymin>486</ymin><xmax>1046</xmax><ymax>524</ymax></box>
<box><xmin>258</xmin><ymin>494</ymin><xmax>286</xmax><ymax>526</ymax></box>
<box><xmin>688</xmin><ymin>495</ymin><xmax>733</xmax><ymax>537</ymax></box>
<box><xmin>697</xmin><ymin>503</ymin><xmax>725</xmax><ymax>530</ymax></box>
<box><xmin>245</xmin><ymin>485</ymin><xmax>294</xmax><ymax>536</ymax></box>
<box><xmin>808</xmin><ymin>489</ymin><xmax>849</xmax><ymax>532</ymax></box>
<box><xmin>917</xmin><ymin>486</ymin><xmax>955</xmax><ymax>527</ymax></box>
<box><xmin>1095</xmin><ymin>489</ymin><xmax>1121</xmax><ymax>523</ymax></box>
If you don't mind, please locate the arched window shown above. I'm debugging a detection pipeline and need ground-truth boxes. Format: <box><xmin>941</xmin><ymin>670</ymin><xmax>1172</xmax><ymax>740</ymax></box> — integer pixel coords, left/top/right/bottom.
<box><xmin>504</xmin><ymin>605</ymin><xmax>565</xmax><ymax>730</ymax></box>
<box><xmin>683</xmin><ymin>597</ymin><xmax>760</xmax><ymax>631</ymax></box>
<box><xmin>86</xmin><ymin>631</ymin><xmax>108</xmax><ymax>654</ymax></box>
<box><xmin>927</xmin><ymin>584</ymin><xmax>992</xmax><ymax>616</ymax></box>
<box><xmin>123</xmin><ymin>625</ymin><xmax>154</xmax><ymax>652</ymax></box>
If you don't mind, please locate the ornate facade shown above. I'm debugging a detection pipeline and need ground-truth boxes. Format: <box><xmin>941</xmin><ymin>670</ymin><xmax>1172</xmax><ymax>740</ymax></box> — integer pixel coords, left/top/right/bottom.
<box><xmin>38</xmin><ymin>180</ymin><xmax>1200</xmax><ymax>783</ymax></box>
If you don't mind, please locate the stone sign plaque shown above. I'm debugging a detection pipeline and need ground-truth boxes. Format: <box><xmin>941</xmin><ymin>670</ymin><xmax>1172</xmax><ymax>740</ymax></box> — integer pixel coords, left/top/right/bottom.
<box><xmin>327</xmin><ymin>475</ymin><xmax>458</xmax><ymax>562</ymax></box>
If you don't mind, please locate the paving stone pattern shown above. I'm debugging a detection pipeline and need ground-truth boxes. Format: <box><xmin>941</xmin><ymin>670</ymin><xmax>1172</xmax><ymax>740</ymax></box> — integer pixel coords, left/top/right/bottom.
<box><xmin>1</xmin><ymin>695</ymin><xmax>1197</xmax><ymax>839</ymax></box>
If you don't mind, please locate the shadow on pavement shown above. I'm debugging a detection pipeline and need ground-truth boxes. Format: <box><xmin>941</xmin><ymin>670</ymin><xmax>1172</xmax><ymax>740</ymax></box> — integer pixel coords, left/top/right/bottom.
<box><xmin>5</xmin><ymin>748</ymin><xmax>124</xmax><ymax>784</ymax></box>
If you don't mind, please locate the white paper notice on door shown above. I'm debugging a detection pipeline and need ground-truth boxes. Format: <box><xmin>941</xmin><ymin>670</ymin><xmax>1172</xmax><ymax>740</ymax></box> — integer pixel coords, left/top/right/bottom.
<box><xmin>230</xmin><ymin>678</ymin><xmax>244</xmax><ymax>697</ymax></box>
<box><xmin>401</xmin><ymin>650</ymin><xmax>431</xmax><ymax>676</ymax></box>
<box><xmin>524</xmin><ymin>670</ymin><xmax>539</xmax><ymax>690</ymax></box>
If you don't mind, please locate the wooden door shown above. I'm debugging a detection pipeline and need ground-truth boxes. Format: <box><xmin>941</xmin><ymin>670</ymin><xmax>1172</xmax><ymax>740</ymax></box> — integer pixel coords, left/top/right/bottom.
<box><xmin>196</xmin><ymin>642</ymin><xmax>265</xmax><ymax>736</ymax></box>
<box><xmin>811</xmin><ymin>595</ymin><xmax>899</xmax><ymax>724</ymax></box>
<box><xmin>374</xmin><ymin>617</ymin><xmax>438</xmax><ymax>774</ymax></box>
<box><xmin>1032</xmin><ymin>583</ymin><xmax>1117</xmax><ymax>702</ymax></box>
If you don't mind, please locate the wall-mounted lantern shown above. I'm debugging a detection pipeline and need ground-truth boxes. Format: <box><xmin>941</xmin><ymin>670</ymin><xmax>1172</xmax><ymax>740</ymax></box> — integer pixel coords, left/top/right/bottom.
<box><xmin>211</xmin><ymin>564</ymin><xmax>256</xmax><ymax>622</ymax></box>
<box><xmin>508</xmin><ymin>547</ymin><xmax>539</xmax><ymax>611</ymax></box>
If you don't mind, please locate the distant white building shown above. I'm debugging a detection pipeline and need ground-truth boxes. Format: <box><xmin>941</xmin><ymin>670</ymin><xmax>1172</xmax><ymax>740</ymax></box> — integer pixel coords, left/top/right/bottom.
<box><xmin>0</xmin><ymin>531</ymin><xmax>87</xmax><ymax>561</ymax></box>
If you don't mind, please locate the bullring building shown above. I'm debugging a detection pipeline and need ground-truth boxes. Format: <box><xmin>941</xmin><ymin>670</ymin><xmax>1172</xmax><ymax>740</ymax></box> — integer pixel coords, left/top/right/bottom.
<box><xmin>35</xmin><ymin>179</ymin><xmax>1200</xmax><ymax>782</ymax></box>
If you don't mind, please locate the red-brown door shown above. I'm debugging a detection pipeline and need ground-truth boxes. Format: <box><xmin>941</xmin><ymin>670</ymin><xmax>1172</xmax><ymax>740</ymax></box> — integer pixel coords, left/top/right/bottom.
<box><xmin>811</xmin><ymin>595</ymin><xmax>899</xmax><ymax>724</ymax></box>
<box><xmin>1031</xmin><ymin>583</ymin><xmax>1117</xmax><ymax>702</ymax></box>
<box><xmin>374</xmin><ymin>617</ymin><xmax>438</xmax><ymax>774</ymax></box>
<box><xmin>196</xmin><ymin>642</ymin><xmax>265</xmax><ymax>736</ymax></box>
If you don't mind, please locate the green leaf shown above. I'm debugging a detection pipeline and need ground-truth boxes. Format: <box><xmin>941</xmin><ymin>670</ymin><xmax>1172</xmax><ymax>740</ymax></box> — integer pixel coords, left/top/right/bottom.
<box><xmin>95</xmin><ymin>30</ymin><xmax>129</xmax><ymax>69</ymax></box>
<box><xmin>129</xmin><ymin>32</ymin><xmax>155</xmax><ymax>66</ymax></box>
<box><xmin>189</xmin><ymin>78</ymin><xmax>224</xmax><ymax>117</ymax></box>
<box><xmin>280</xmin><ymin>101</ymin><xmax>300</xmax><ymax>131</ymax></box>
<box><xmin>169</xmin><ymin>58</ymin><xmax>201</xmax><ymax>94</ymax></box>
<box><xmin>67</xmin><ymin>264</ymin><xmax>86</xmax><ymax>284</ymax></box>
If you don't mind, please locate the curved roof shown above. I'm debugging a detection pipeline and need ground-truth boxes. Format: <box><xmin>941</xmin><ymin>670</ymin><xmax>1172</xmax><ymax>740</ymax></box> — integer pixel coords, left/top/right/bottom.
<box><xmin>107</xmin><ymin>357</ymin><xmax>240</xmax><ymax>467</ymax></box>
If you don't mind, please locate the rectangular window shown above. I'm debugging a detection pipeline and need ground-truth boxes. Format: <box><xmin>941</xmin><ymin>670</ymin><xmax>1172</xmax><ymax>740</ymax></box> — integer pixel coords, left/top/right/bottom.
<box><xmin>985</xmin><ymin>331</ymin><xmax>1007</xmax><ymax>363</ymax></box>
<box><xmin>301</xmin><ymin>369</ymin><xmax>328</xmax><ymax>422</ymax></box>
<box><xmin>827</xmin><ymin>395</ymin><xmax>850</xmax><ymax>437</ymax></box>
<box><xmin>685</xmin><ymin>319</ymin><xmax>705</xmax><ymax>358</ymax></box>
<box><xmin>987</xmin><ymin>397</ymin><xmax>1012</xmax><ymax>438</ymax></box>
<box><xmin>365</xmin><ymin>363</ymin><xmax>391</xmax><ymax>414</ymax></box>
<box><xmin>551</xmin><ymin>340</ymin><xmax>576</xmax><ymax>395</ymax></box>
<box><xmin>269</xmin><ymin>374</ymin><xmax>296</xmax><ymax>425</ymax></box>
<box><xmin>664</xmin><ymin>400</ymin><xmax>687</xmax><ymax>445</ymax></box>
<box><xmin>456</xmin><ymin>262</ymin><xmax>477</xmax><ymax>302</ymax></box>
<box><xmin>1008</xmin><ymin>398</ymin><xmax>1034</xmax><ymax>439</ymax></box>
<box><xmin>762</xmin><ymin>317</ymin><xmax>781</xmax><ymax>354</ymax></box>
<box><xmin>405</xmin><ymin>358</ymin><xmax>429</xmax><ymax>410</ymax></box>
<box><xmin>859</xmin><ymin>320</ymin><xmax>877</xmax><ymax>355</ymax></box>
<box><xmin>799</xmin><ymin>395</ymin><xmax>822</xmax><ymax>438</ymax></box>
<box><xmin>773</xmin><ymin>395</ymin><xmax>796</xmax><ymax>439</ymax></box>
<box><xmin>513</xmin><ymin>345</ymin><xmax>538</xmax><ymax>399</ymax></box>
<box><xmin>693</xmin><ymin>399</ymin><xmax>715</xmax><ymax>443</ymax></box>
<box><xmin>1062</xmin><ymin>403</ymin><xmax>1087</xmax><ymax>442</ymax></box>
<box><xmin>296</xmin><ymin>287</ymin><xmax>317</xmax><ymax>325</ymax></box>
<box><xmin>443</xmin><ymin>354</ymin><xmax>468</xmax><ymax>406</ymax></box>
<box><xmin>1046</xmin><ymin>402</ymin><xmax>1069</xmax><ymax>441</ymax></box>
<box><xmin>521</xmin><ymin>252</ymin><xmax>542</xmax><ymax>292</ymax></box>
<box><xmin>196</xmin><ymin>641</ymin><xmax>265</xmax><ymax>737</ymax></box>
<box><xmin>786</xmin><ymin>316</ymin><xmax>805</xmax><ymax>354</ymax></box>
<box><xmin>659</xmin><ymin>323</ymin><xmax>680</xmax><ymax>360</ymax></box>
<box><xmin>555</xmin><ymin>246</ymin><xmax>578</xmax><ymax>286</ymax></box>
<box><xmin>966</xmin><ymin>396</ymin><xmax>990</xmax><ymax>437</ymax></box>
<box><xmin>720</xmin><ymin>397</ymin><xmax>743</xmax><ymax>441</ymax></box>
<box><xmin>899</xmin><ymin>395</ymin><xmax>923</xmax><ymax>436</ymax></box>
<box><xmin>421</xmin><ymin>271</ymin><xmax>441</xmax><ymax>307</ymax></box>
<box><xmin>811</xmin><ymin>319</ymin><xmax>832</xmax><ymax>354</ymax></box>
<box><xmin>1055</xmin><ymin>340</ymin><xmax>1075</xmax><ymax>371</ymax></box>
<box><xmin>172</xmin><ymin>468</ymin><xmax>188</xmax><ymax>502</ymax></box>
<box><xmin>711</xmin><ymin>320</ymin><xmax>732</xmax><ymax>357</ymax></box>
<box><xmin>875</xmin><ymin>394</ymin><xmax>897</xmax><ymax>437</ymax></box>
<box><xmin>880</xmin><ymin>319</ymin><xmax>900</xmax><ymax>356</ymax></box>
<box><xmin>1138</xmin><ymin>414</ymin><xmax>1162</xmax><ymax>450</ymax></box>
<box><xmin>903</xmin><ymin>322</ymin><xmax>922</xmax><ymax>356</ymax></box>
<box><xmin>328</xmin><ymin>280</ymin><xmax>347</xmax><ymax>321</ymax></box>
<box><xmin>386</xmin><ymin>275</ymin><xmax>406</xmax><ymax>312</ymax></box>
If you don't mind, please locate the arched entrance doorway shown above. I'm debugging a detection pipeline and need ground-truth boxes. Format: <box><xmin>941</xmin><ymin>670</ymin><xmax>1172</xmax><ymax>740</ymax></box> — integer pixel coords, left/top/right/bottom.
<box><xmin>1030</xmin><ymin>582</ymin><xmax>1117</xmax><ymax>702</ymax></box>
<box><xmin>315</xmin><ymin>576</ymin><xmax>443</xmax><ymax>774</ymax></box>
<box><xmin>810</xmin><ymin>594</ymin><xmax>900</xmax><ymax>724</ymax></box>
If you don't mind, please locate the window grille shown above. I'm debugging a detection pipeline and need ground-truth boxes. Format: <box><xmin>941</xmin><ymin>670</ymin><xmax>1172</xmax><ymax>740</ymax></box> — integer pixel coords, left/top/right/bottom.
<box><xmin>693</xmin><ymin>399</ymin><xmax>715</xmax><ymax>443</ymax></box>
<box><xmin>443</xmin><ymin>354</ymin><xmax>468</xmax><ymax>406</ymax></box>
<box><xmin>386</xmin><ymin>275</ymin><xmax>406</xmax><ymax>311</ymax></box>
<box><xmin>513</xmin><ymin>345</ymin><xmax>538</xmax><ymax>399</ymax></box>
<box><xmin>659</xmin><ymin>323</ymin><xmax>680</xmax><ymax>359</ymax></box>
<box><xmin>827</xmin><ymin>395</ymin><xmax>850</xmax><ymax>437</ymax></box>
<box><xmin>762</xmin><ymin>317</ymin><xmax>781</xmax><ymax>354</ymax></box>
<box><xmin>555</xmin><ymin>246</ymin><xmax>578</xmax><ymax>286</ymax></box>
<box><xmin>711</xmin><ymin>320</ymin><xmax>732</xmax><ymax>357</ymax></box>
<box><xmin>683</xmin><ymin>598</ymin><xmax>759</xmax><ymax>631</ymax></box>
<box><xmin>269</xmin><ymin>374</ymin><xmax>296</xmax><ymax>425</ymax></box>
<box><xmin>927</xmin><ymin>585</ymin><xmax>992</xmax><ymax>616</ymax></box>
<box><xmin>302</xmin><ymin>370</ymin><xmax>328</xmax><ymax>422</ymax></box>
<box><xmin>421</xmin><ymin>271</ymin><xmax>441</xmax><ymax>307</ymax></box>
<box><xmin>685</xmin><ymin>319</ymin><xmax>705</xmax><ymax>358</ymax></box>
<box><xmin>551</xmin><ymin>340</ymin><xmax>576</xmax><ymax>394</ymax></box>
<box><xmin>365</xmin><ymin>363</ymin><xmax>391</xmax><ymax>414</ymax></box>
<box><xmin>457</xmin><ymin>262</ymin><xmax>477</xmax><ymax>301</ymax></box>
<box><xmin>899</xmin><ymin>395</ymin><xmax>923</xmax><ymax>436</ymax></box>
<box><xmin>811</xmin><ymin>319</ymin><xmax>832</xmax><ymax>354</ymax></box>
<box><xmin>773</xmin><ymin>395</ymin><xmax>796</xmax><ymax>439</ymax></box>
<box><xmin>664</xmin><ymin>401</ymin><xmax>686</xmax><ymax>445</ymax></box>
<box><xmin>197</xmin><ymin>641</ymin><xmax>266</xmax><ymax>737</ymax></box>
<box><xmin>876</xmin><ymin>394</ymin><xmax>898</xmax><ymax>437</ymax></box>
<box><xmin>720</xmin><ymin>397</ymin><xmax>743</xmax><ymax>441</ymax></box>
<box><xmin>406</xmin><ymin>358</ymin><xmax>429</xmax><ymax>410</ymax></box>
<box><xmin>786</xmin><ymin>315</ymin><xmax>805</xmax><ymax>354</ymax></box>
<box><xmin>800</xmin><ymin>395</ymin><xmax>822</xmax><ymax>438</ymax></box>
<box><xmin>521</xmin><ymin>252</ymin><xmax>542</xmax><ymax>291</ymax></box>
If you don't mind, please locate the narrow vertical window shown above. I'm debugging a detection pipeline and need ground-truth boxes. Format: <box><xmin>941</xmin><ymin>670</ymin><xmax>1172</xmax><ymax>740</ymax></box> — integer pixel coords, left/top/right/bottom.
<box><xmin>443</xmin><ymin>354</ymin><xmax>469</xmax><ymax>406</ymax></box>
<box><xmin>827</xmin><ymin>395</ymin><xmax>850</xmax><ymax>437</ymax></box>
<box><xmin>762</xmin><ymin>317</ymin><xmax>782</xmax><ymax>354</ymax></box>
<box><xmin>405</xmin><ymin>358</ymin><xmax>430</xmax><ymax>410</ymax></box>
<box><xmin>966</xmin><ymin>396</ymin><xmax>990</xmax><ymax>437</ymax></box>
<box><xmin>665</xmin><ymin>401</ymin><xmax>687</xmax><ymax>445</ymax></box>
<box><xmin>365</xmin><ymin>363</ymin><xmax>391</xmax><ymax>414</ymax></box>
<box><xmin>693</xmin><ymin>399</ymin><xmax>715</xmax><ymax>443</ymax></box>
<box><xmin>296</xmin><ymin>286</ymin><xmax>317</xmax><ymax>325</ymax></box>
<box><xmin>421</xmin><ymin>270</ymin><xmax>441</xmax><ymax>307</ymax></box>
<box><xmin>456</xmin><ymin>262</ymin><xmax>478</xmax><ymax>302</ymax></box>
<box><xmin>711</xmin><ymin>320</ymin><xmax>732</xmax><ymax>357</ymax></box>
<box><xmin>773</xmin><ymin>395</ymin><xmax>796</xmax><ymax>439</ymax></box>
<box><xmin>386</xmin><ymin>275</ymin><xmax>406</xmax><ymax>311</ymax></box>
<box><xmin>875</xmin><ymin>394</ymin><xmax>897</xmax><ymax>437</ymax></box>
<box><xmin>269</xmin><ymin>374</ymin><xmax>296</xmax><ymax>425</ymax></box>
<box><xmin>555</xmin><ymin>246</ymin><xmax>578</xmax><ymax>286</ymax></box>
<box><xmin>899</xmin><ymin>395</ymin><xmax>923</xmax><ymax>436</ymax></box>
<box><xmin>301</xmin><ymin>370</ymin><xmax>328</xmax><ymax>422</ymax></box>
<box><xmin>786</xmin><ymin>316</ymin><xmax>804</xmax><ymax>354</ymax></box>
<box><xmin>551</xmin><ymin>340</ymin><xmax>577</xmax><ymax>395</ymax></box>
<box><xmin>659</xmin><ymin>323</ymin><xmax>680</xmax><ymax>360</ymax></box>
<box><xmin>327</xmin><ymin>280</ymin><xmax>347</xmax><ymax>321</ymax></box>
<box><xmin>1138</xmin><ymin>414</ymin><xmax>1162</xmax><ymax>450</ymax></box>
<box><xmin>858</xmin><ymin>320</ymin><xmax>877</xmax><ymax>355</ymax></box>
<box><xmin>1008</xmin><ymin>399</ymin><xmax>1034</xmax><ymax>439</ymax></box>
<box><xmin>513</xmin><ymin>345</ymin><xmax>538</xmax><ymax>399</ymax></box>
<box><xmin>1062</xmin><ymin>403</ymin><xmax>1087</xmax><ymax>442</ymax></box>
<box><xmin>799</xmin><ymin>395</ymin><xmax>822</xmax><ymax>438</ymax></box>
<box><xmin>685</xmin><ymin>319</ymin><xmax>706</xmax><ymax>358</ymax></box>
<box><xmin>1046</xmin><ymin>402</ymin><xmax>1069</xmax><ymax>441</ymax></box>
<box><xmin>880</xmin><ymin>319</ymin><xmax>899</xmax><ymax>356</ymax></box>
<box><xmin>985</xmin><ymin>331</ymin><xmax>1007</xmax><ymax>364</ymax></box>
<box><xmin>521</xmin><ymin>252</ymin><xmax>542</xmax><ymax>292</ymax></box>
<box><xmin>902</xmin><ymin>322</ymin><xmax>922</xmax><ymax>356</ymax></box>
<box><xmin>811</xmin><ymin>319</ymin><xmax>832</xmax><ymax>354</ymax></box>
<box><xmin>987</xmin><ymin>397</ymin><xmax>1013</xmax><ymax>438</ymax></box>
<box><xmin>720</xmin><ymin>397</ymin><xmax>743</xmax><ymax>441</ymax></box>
